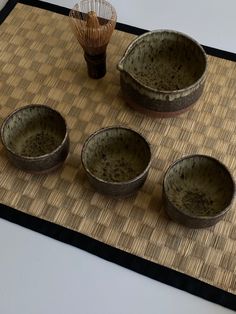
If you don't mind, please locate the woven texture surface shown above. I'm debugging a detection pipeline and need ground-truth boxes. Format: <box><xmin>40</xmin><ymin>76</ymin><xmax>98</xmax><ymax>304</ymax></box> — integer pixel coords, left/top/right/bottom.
<box><xmin>0</xmin><ymin>3</ymin><xmax>236</xmax><ymax>293</ymax></box>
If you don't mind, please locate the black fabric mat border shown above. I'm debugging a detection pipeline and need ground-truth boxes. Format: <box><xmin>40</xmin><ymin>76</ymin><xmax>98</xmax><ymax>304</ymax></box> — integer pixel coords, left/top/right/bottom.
<box><xmin>0</xmin><ymin>203</ymin><xmax>236</xmax><ymax>311</ymax></box>
<box><xmin>0</xmin><ymin>0</ymin><xmax>231</xmax><ymax>62</ymax></box>
<box><xmin>0</xmin><ymin>0</ymin><xmax>17</xmax><ymax>23</ymax></box>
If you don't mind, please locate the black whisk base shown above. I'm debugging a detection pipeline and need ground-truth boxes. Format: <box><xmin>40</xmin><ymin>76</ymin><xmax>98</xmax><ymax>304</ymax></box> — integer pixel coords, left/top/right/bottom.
<box><xmin>84</xmin><ymin>52</ymin><xmax>106</xmax><ymax>79</ymax></box>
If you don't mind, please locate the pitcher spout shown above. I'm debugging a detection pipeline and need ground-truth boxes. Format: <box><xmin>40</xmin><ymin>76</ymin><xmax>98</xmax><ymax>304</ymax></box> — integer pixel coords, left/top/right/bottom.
<box><xmin>117</xmin><ymin>57</ymin><xmax>125</xmax><ymax>72</ymax></box>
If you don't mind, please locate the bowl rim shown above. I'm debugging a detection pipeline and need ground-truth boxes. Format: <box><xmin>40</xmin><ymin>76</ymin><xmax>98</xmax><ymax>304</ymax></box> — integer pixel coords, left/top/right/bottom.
<box><xmin>163</xmin><ymin>154</ymin><xmax>235</xmax><ymax>220</ymax></box>
<box><xmin>81</xmin><ymin>125</ymin><xmax>152</xmax><ymax>186</ymax></box>
<box><xmin>0</xmin><ymin>104</ymin><xmax>69</xmax><ymax>161</ymax></box>
<box><xmin>117</xmin><ymin>29</ymin><xmax>208</xmax><ymax>94</ymax></box>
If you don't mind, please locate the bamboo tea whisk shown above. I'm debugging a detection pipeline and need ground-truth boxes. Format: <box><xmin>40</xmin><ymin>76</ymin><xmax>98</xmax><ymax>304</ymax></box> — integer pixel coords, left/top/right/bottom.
<box><xmin>69</xmin><ymin>0</ymin><xmax>117</xmax><ymax>79</ymax></box>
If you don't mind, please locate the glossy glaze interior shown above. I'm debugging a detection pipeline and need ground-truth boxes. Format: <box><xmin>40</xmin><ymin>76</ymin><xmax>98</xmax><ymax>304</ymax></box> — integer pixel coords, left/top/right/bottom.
<box><xmin>122</xmin><ymin>30</ymin><xmax>206</xmax><ymax>91</ymax></box>
<box><xmin>3</xmin><ymin>106</ymin><xmax>66</xmax><ymax>157</ymax></box>
<box><xmin>164</xmin><ymin>156</ymin><xmax>234</xmax><ymax>216</ymax></box>
<box><xmin>83</xmin><ymin>128</ymin><xmax>151</xmax><ymax>183</ymax></box>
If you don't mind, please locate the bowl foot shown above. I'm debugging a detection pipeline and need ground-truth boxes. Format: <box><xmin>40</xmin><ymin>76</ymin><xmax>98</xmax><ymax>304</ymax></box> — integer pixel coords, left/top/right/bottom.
<box><xmin>124</xmin><ymin>97</ymin><xmax>197</xmax><ymax>118</ymax></box>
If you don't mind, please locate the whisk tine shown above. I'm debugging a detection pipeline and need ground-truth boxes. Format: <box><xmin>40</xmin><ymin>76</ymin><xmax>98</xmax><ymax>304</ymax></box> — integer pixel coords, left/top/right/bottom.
<box><xmin>70</xmin><ymin>0</ymin><xmax>116</xmax><ymax>48</ymax></box>
<box><xmin>69</xmin><ymin>0</ymin><xmax>117</xmax><ymax>78</ymax></box>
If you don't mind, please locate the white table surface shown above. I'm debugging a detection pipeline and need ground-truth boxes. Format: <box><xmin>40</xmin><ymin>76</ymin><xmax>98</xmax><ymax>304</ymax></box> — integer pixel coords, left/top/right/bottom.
<box><xmin>0</xmin><ymin>218</ymin><xmax>234</xmax><ymax>314</ymax></box>
<box><xmin>0</xmin><ymin>0</ymin><xmax>8</xmax><ymax>10</ymax></box>
<box><xmin>40</xmin><ymin>0</ymin><xmax>236</xmax><ymax>53</ymax></box>
<box><xmin>1</xmin><ymin>0</ymin><xmax>236</xmax><ymax>52</ymax></box>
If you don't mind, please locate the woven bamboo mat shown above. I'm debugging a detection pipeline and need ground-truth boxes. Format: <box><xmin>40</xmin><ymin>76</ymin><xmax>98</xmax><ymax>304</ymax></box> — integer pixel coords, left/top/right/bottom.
<box><xmin>0</xmin><ymin>3</ymin><xmax>236</xmax><ymax>293</ymax></box>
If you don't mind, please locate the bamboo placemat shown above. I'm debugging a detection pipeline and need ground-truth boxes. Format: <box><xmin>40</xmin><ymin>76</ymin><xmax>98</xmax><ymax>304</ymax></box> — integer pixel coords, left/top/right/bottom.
<box><xmin>0</xmin><ymin>3</ymin><xmax>236</xmax><ymax>294</ymax></box>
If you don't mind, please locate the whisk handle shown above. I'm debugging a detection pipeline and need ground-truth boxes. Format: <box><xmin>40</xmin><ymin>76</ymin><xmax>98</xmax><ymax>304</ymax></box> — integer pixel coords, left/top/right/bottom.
<box><xmin>84</xmin><ymin>52</ymin><xmax>106</xmax><ymax>79</ymax></box>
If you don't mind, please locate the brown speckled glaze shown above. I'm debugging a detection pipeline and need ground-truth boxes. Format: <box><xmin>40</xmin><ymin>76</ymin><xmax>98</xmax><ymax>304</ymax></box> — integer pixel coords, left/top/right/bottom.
<box><xmin>81</xmin><ymin>126</ymin><xmax>151</xmax><ymax>197</ymax></box>
<box><xmin>117</xmin><ymin>30</ymin><xmax>207</xmax><ymax>117</ymax></box>
<box><xmin>1</xmin><ymin>104</ymin><xmax>69</xmax><ymax>173</ymax></box>
<box><xmin>163</xmin><ymin>155</ymin><xmax>235</xmax><ymax>228</ymax></box>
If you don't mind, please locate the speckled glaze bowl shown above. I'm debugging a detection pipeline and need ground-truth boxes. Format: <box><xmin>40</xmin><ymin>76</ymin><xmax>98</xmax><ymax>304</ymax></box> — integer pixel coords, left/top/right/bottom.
<box><xmin>117</xmin><ymin>30</ymin><xmax>207</xmax><ymax>117</ymax></box>
<box><xmin>1</xmin><ymin>104</ymin><xmax>69</xmax><ymax>173</ymax></box>
<box><xmin>163</xmin><ymin>155</ymin><xmax>235</xmax><ymax>228</ymax></box>
<box><xmin>81</xmin><ymin>126</ymin><xmax>151</xmax><ymax>197</ymax></box>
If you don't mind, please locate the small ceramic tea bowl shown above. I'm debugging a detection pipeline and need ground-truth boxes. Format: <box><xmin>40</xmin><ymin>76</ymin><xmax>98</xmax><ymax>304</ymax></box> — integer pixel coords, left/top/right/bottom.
<box><xmin>81</xmin><ymin>126</ymin><xmax>151</xmax><ymax>197</ymax></box>
<box><xmin>163</xmin><ymin>155</ymin><xmax>235</xmax><ymax>228</ymax></box>
<box><xmin>117</xmin><ymin>30</ymin><xmax>207</xmax><ymax>117</ymax></box>
<box><xmin>1</xmin><ymin>104</ymin><xmax>69</xmax><ymax>173</ymax></box>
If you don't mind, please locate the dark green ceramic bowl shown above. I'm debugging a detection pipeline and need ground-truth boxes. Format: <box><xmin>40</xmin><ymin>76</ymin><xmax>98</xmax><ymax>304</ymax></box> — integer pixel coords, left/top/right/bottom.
<box><xmin>81</xmin><ymin>126</ymin><xmax>151</xmax><ymax>197</ymax></box>
<box><xmin>163</xmin><ymin>155</ymin><xmax>235</xmax><ymax>228</ymax></box>
<box><xmin>1</xmin><ymin>104</ymin><xmax>69</xmax><ymax>173</ymax></box>
<box><xmin>118</xmin><ymin>30</ymin><xmax>207</xmax><ymax>117</ymax></box>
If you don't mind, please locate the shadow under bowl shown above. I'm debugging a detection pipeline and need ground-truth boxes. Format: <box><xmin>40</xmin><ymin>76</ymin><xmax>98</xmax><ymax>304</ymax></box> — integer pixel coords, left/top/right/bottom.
<box><xmin>163</xmin><ymin>155</ymin><xmax>235</xmax><ymax>228</ymax></box>
<box><xmin>81</xmin><ymin>126</ymin><xmax>151</xmax><ymax>197</ymax></box>
<box><xmin>118</xmin><ymin>29</ymin><xmax>207</xmax><ymax>117</ymax></box>
<box><xmin>1</xmin><ymin>104</ymin><xmax>69</xmax><ymax>173</ymax></box>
